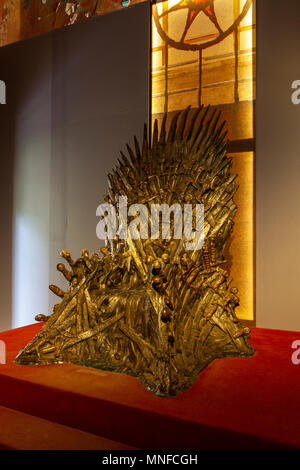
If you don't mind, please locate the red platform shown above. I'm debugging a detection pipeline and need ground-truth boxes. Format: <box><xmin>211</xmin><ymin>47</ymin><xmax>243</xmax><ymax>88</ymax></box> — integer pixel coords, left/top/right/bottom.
<box><xmin>0</xmin><ymin>323</ymin><xmax>300</xmax><ymax>449</ymax></box>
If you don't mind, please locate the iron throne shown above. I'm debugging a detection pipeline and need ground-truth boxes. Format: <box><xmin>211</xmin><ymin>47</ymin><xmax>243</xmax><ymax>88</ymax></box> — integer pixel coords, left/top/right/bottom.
<box><xmin>15</xmin><ymin>106</ymin><xmax>255</xmax><ymax>397</ymax></box>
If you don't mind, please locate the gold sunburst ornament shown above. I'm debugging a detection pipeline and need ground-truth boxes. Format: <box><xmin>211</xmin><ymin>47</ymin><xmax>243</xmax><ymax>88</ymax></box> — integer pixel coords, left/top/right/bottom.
<box><xmin>153</xmin><ymin>0</ymin><xmax>253</xmax><ymax>51</ymax></box>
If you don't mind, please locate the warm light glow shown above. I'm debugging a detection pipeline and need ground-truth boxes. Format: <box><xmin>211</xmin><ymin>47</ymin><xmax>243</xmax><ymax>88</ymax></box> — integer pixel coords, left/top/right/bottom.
<box><xmin>151</xmin><ymin>0</ymin><xmax>256</xmax><ymax>322</ymax></box>
<box><xmin>240</xmin><ymin>2</ymin><xmax>253</xmax><ymax>26</ymax></box>
<box><xmin>229</xmin><ymin>152</ymin><xmax>254</xmax><ymax>321</ymax></box>
<box><xmin>168</xmin><ymin>0</ymin><xmax>181</xmax><ymax>8</ymax></box>
<box><xmin>239</xmin><ymin>5</ymin><xmax>254</xmax><ymax>109</ymax></box>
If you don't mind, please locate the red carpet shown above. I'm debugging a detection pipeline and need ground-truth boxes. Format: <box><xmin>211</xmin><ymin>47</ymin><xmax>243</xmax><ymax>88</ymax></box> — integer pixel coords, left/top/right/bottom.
<box><xmin>0</xmin><ymin>405</ymin><xmax>135</xmax><ymax>450</ymax></box>
<box><xmin>0</xmin><ymin>323</ymin><xmax>299</xmax><ymax>449</ymax></box>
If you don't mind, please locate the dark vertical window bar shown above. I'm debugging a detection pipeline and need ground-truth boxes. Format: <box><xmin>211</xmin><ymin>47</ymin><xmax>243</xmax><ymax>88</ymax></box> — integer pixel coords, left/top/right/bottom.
<box><xmin>234</xmin><ymin>0</ymin><xmax>240</xmax><ymax>103</ymax></box>
<box><xmin>198</xmin><ymin>49</ymin><xmax>202</xmax><ymax>107</ymax></box>
<box><xmin>162</xmin><ymin>2</ymin><xmax>168</xmax><ymax>114</ymax></box>
<box><xmin>149</xmin><ymin>0</ymin><xmax>153</xmax><ymax>141</ymax></box>
<box><xmin>234</xmin><ymin>27</ymin><xmax>239</xmax><ymax>103</ymax></box>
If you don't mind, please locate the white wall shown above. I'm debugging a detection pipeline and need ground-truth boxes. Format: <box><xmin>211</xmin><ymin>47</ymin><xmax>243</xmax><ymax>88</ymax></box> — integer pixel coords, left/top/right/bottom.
<box><xmin>256</xmin><ymin>0</ymin><xmax>300</xmax><ymax>331</ymax></box>
<box><xmin>13</xmin><ymin>44</ymin><xmax>52</xmax><ymax>327</ymax></box>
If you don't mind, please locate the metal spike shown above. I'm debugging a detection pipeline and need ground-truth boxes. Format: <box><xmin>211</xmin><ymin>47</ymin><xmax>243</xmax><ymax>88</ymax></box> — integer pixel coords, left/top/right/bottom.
<box><xmin>61</xmin><ymin>250</ymin><xmax>76</xmax><ymax>267</ymax></box>
<box><xmin>214</xmin><ymin>139</ymin><xmax>228</xmax><ymax>158</ymax></box>
<box><xmin>159</xmin><ymin>113</ymin><xmax>167</xmax><ymax>144</ymax></box>
<box><xmin>117</xmin><ymin>158</ymin><xmax>124</xmax><ymax>168</ymax></box>
<box><xmin>191</xmin><ymin>121</ymin><xmax>209</xmax><ymax>153</ymax></box>
<box><xmin>142</xmin><ymin>123</ymin><xmax>148</xmax><ymax>155</ymax></box>
<box><xmin>49</xmin><ymin>285</ymin><xmax>65</xmax><ymax>298</ymax></box>
<box><xmin>107</xmin><ymin>173</ymin><xmax>115</xmax><ymax>189</ymax></box>
<box><xmin>120</xmin><ymin>151</ymin><xmax>132</xmax><ymax>169</ymax></box>
<box><xmin>217</xmin><ymin>130</ymin><xmax>229</xmax><ymax>149</ymax></box>
<box><xmin>197</xmin><ymin>110</ymin><xmax>222</xmax><ymax>155</ymax></box>
<box><xmin>176</xmin><ymin>105</ymin><xmax>191</xmax><ymax>140</ymax></box>
<box><xmin>210</xmin><ymin>110</ymin><xmax>222</xmax><ymax>136</ymax></box>
<box><xmin>57</xmin><ymin>263</ymin><xmax>72</xmax><ymax>282</ymax></box>
<box><xmin>193</xmin><ymin>108</ymin><xmax>218</xmax><ymax>151</ymax></box>
<box><xmin>112</xmin><ymin>169</ymin><xmax>126</xmax><ymax>194</ymax></box>
<box><xmin>115</xmin><ymin>166</ymin><xmax>132</xmax><ymax>193</ymax></box>
<box><xmin>185</xmin><ymin>106</ymin><xmax>202</xmax><ymax>142</ymax></box>
<box><xmin>134</xmin><ymin>136</ymin><xmax>142</xmax><ymax>159</ymax></box>
<box><xmin>126</xmin><ymin>144</ymin><xmax>137</xmax><ymax>166</ymax></box>
<box><xmin>167</xmin><ymin>111</ymin><xmax>181</xmax><ymax>143</ymax></box>
<box><xmin>152</xmin><ymin>119</ymin><xmax>158</xmax><ymax>147</ymax></box>
<box><xmin>190</xmin><ymin>105</ymin><xmax>211</xmax><ymax>148</ymax></box>
<box><xmin>213</xmin><ymin>120</ymin><xmax>226</xmax><ymax>142</ymax></box>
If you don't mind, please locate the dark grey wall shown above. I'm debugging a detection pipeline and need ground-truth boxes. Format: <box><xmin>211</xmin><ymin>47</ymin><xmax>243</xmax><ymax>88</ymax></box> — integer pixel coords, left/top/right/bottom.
<box><xmin>0</xmin><ymin>4</ymin><xmax>149</xmax><ymax>331</ymax></box>
<box><xmin>49</xmin><ymin>5</ymin><xmax>150</xmax><ymax>304</ymax></box>
<box><xmin>0</xmin><ymin>33</ymin><xmax>53</xmax><ymax>332</ymax></box>
<box><xmin>0</xmin><ymin>60</ymin><xmax>15</xmax><ymax>332</ymax></box>
<box><xmin>256</xmin><ymin>0</ymin><xmax>300</xmax><ymax>331</ymax></box>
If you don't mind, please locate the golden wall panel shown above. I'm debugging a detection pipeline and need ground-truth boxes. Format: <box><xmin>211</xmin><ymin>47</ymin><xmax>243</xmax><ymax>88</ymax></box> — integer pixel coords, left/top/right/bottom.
<box><xmin>226</xmin><ymin>152</ymin><xmax>254</xmax><ymax>321</ymax></box>
<box><xmin>152</xmin><ymin>0</ymin><xmax>256</xmax><ymax>322</ymax></box>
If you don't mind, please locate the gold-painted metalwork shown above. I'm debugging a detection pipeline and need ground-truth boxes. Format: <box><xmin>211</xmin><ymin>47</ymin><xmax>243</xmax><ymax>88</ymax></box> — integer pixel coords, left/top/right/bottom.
<box><xmin>15</xmin><ymin>106</ymin><xmax>255</xmax><ymax>397</ymax></box>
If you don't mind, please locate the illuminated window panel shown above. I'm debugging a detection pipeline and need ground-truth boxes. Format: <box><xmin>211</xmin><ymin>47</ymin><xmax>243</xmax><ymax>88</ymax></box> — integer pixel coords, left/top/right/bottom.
<box><xmin>226</xmin><ymin>152</ymin><xmax>254</xmax><ymax>322</ymax></box>
<box><xmin>151</xmin><ymin>0</ymin><xmax>256</xmax><ymax>323</ymax></box>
